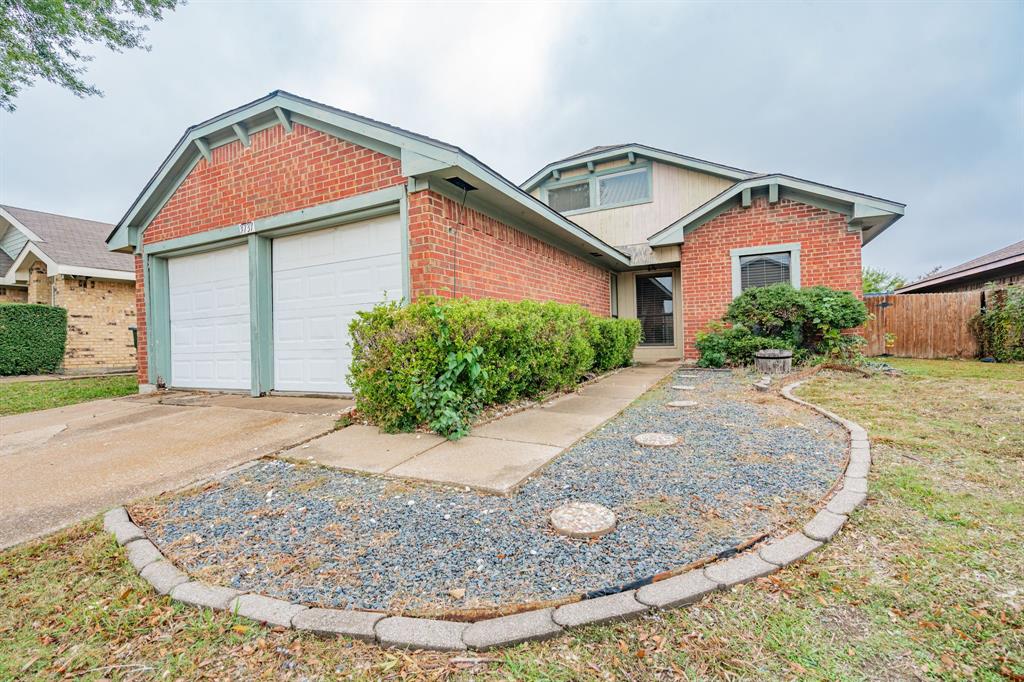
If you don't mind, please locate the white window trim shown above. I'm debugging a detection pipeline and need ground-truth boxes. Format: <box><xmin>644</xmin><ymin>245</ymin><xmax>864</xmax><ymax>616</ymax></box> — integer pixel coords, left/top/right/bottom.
<box><xmin>730</xmin><ymin>242</ymin><xmax>801</xmax><ymax>298</ymax></box>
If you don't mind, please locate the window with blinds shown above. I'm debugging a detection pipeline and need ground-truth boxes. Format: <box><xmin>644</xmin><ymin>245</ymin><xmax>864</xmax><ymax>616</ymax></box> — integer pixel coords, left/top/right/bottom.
<box><xmin>598</xmin><ymin>168</ymin><xmax>649</xmax><ymax>206</ymax></box>
<box><xmin>635</xmin><ymin>274</ymin><xmax>674</xmax><ymax>345</ymax></box>
<box><xmin>739</xmin><ymin>252</ymin><xmax>791</xmax><ymax>291</ymax></box>
<box><xmin>547</xmin><ymin>182</ymin><xmax>590</xmax><ymax>212</ymax></box>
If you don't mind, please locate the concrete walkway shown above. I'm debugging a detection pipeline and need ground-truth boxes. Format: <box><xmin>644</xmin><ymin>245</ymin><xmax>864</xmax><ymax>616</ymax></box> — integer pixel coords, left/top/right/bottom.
<box><xmin>0</xmin><ymin>394</ymin><xmax>351</xmax><ymax>549</ymax></box>
<box><xmin>280</xmin><ymin>363</ymin><xmax>678</xmax><ymax>494</ymax></box>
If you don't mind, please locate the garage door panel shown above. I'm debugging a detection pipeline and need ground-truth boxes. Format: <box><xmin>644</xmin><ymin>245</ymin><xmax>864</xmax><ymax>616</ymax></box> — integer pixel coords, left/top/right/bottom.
<box><xmin>272</xmin><ymin>215</ymin><xmax>402</xmax><ymax>394</ymax></box>
<box><xmin>168</xmin><ymin>245</ymin><xmax>251</xmax><ymax>391</ymax></box>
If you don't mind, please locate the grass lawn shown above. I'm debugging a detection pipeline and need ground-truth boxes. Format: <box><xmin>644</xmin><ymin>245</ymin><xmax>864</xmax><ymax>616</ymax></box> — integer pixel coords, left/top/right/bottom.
<box><xmin>0</xmin><ymin>375</ymin><xmax>138</xmax><ymax>416</ymax></box>
<box><xmin>0</xmin><ymin>359</ymin><xmax>1021</xmax><ymax>680</ymax></box>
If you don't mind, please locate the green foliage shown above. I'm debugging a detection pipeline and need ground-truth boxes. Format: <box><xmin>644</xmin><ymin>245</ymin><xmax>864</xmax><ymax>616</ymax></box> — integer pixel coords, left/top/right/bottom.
<box><xmin>725</xmin><ymin>283</ymin><xmax>807</xmax><ymax>342</ymax></box>
<box><xmin>862</xmin><ymin>266</ymin><xmax>907</xmax><ymax>294</ymax></box>
<box><xmin>700</xmin><ymin>284</ymin><xmax>868</xmax><ymax>366</ymax></box>
<box><xmin>695</xmin><ymin>321</ymin><xmax>794</xmax><ymax>368</ymax></box>
<box><xmin>0</xmin><ymin>303</ymin><xmax>67</xmax><ymax>375</ymax></box>
<box><xmin>349</xmin><ymin>298</ymin><xmax>641</xmax><ymax>438</ymax></box>
<box><xmin>0</xmin><ymin>0</ymin><xmax>180</xmax><ymax>111</ymax></box>
<box><xmin>970</xmin><ymin>286</ymin><xmax>1024</xmax><ymax>362</ymax></box>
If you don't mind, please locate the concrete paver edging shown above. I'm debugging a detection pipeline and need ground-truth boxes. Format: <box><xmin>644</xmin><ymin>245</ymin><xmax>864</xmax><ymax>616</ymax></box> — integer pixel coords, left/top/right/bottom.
<box><xmin>104</xmin><ymin>372</ymin><xmax>870</xmax><ymax>651</ymax></box>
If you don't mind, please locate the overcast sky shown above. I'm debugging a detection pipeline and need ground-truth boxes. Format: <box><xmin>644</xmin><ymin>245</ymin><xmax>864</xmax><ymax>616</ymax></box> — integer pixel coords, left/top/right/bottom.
<box><xmin>1</xmin><ymin>0</ymin><xmax>1021</xmax><ymax>279</ymax></box>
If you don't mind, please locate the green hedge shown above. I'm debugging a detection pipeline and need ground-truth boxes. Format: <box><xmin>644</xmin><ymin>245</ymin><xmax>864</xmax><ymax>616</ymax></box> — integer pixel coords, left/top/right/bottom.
<box><xmin>0</xmin><ymin>304</ymin><xmax>68</xmax><ymax>375</ymax></box>
<box><xmin>349</xmin><ymin>298</ymin><xmax>641</xmax><ymax>437</ymax></box>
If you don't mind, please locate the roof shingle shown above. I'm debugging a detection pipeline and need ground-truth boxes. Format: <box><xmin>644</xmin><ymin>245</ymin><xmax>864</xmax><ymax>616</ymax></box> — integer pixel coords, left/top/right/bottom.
<box><xmin>2</xmin><ymin>205</ymin><xmax>133</xmax><ymax>272</ymax></box>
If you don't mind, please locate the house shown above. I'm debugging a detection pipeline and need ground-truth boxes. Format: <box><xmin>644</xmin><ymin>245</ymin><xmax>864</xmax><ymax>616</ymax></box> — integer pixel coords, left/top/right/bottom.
<box><xmin>106</xmin><ymin>91</ymin><xmax>904</xmax><ymax>395</ymax></box>
<box><xmin>1</xmin><ymin>205</ymin><xmax>137</xmax><ymax>373</ymax></box>
<box><xmin>895</xmin><ymin>239</ymin><xmax>1024</xmax><ymax>294</ymax></box>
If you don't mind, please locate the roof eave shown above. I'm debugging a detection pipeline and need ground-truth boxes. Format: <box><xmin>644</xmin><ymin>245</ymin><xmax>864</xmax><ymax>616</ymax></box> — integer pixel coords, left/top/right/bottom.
<box><xmin>520</xmin><ymin>144</ymin><xmax>755</xmax><ymax>193</ymax></box>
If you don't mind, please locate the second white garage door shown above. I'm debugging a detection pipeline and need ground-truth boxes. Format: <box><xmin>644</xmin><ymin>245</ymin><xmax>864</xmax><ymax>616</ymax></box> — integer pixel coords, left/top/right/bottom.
<box><xmin>272</xmin><ymin>214</ymin><xmax>403</xmax><ymax>394</ymax></box>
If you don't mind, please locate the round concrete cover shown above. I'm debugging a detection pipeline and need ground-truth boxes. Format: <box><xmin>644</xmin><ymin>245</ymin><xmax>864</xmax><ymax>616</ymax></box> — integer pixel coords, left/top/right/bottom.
<box><xmin>634</xmin><ymin>432</ymin><xmax>680</xmax><ymax>447</ymax></box>
<box><xmin>667</xmin><ymin>400</ymin><xmax>698</xmax><ymax>408</ymax></box>
<box><xmin>550</xmin><ymin>502</ymin><xmax>617</xmax><ymax>539</ymax></box>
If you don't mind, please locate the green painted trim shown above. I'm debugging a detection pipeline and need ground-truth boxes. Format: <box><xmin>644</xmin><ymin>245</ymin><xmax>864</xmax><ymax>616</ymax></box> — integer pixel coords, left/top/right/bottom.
<box><xmin>291</xmin><ymin>113</ymin><xmax>401</xmax><ymax>159</ymax></box>
<box><xmin>195</xmin><ymin>138</ymin><xmax>212</xmax><ymax>163</ymax></box>
<box><xmin>399</xmin><ymin>191</ymin><xmax>411</xmax><ymax>301</ymax></box>
<box><xmin>768</xmin><ymin>182</ymin><xmax>779</xmax><ymax>204</ymax></box>
<box><xmin>741</xmin><ymin>188</ymin><xmax>752</xmax><ymax>207</ymax></box>
<box><xmin>586</xmin><ymin>161</ymin><xmax>595</xmax><ymax>172</ymax></box>
<box><xmin>232</xmin><ymin>123</ymin><xmax>251</xmax><ymax>147</ymax></box>
<box><xmin>627</xmin><ymin>151</ymin><xmax>636</xmax><ymax>164</ymax></box>
<box><xmin>145</xmin><ymin>186</ymin><xmax>405</xmax><ymax>256</ymax></box>
<box><xmin>539</xmin><ymin>162</ymin><xmax>653</xmax><ymax>217</ymax></box>
<box><xmin>521</xmin><ymin>143</ymin><xmax>753</xmax><ymax>193</ymax></box>
<box><xmin>248</xmin><ymin>235</ymin><xmax>273</xmax><ymax>396</ymax></box>
<box><xmin>135</xmin><ymin>155</ymin><xmax>201</xmax><ymax>244</ymax></box>
<box><xmin>147</xmin><ymin>255</ymin><xmax>172</xmax><ymax>387</ymax></box>
<box><xmin>274</xmin><ymin>106</ymin><xmax>293</xmax><ymax>133</ymax></box>
<box><xmin>552</xmin><ymin>169</ymin><xmax>560</xmax><ymax>181</ymax></box>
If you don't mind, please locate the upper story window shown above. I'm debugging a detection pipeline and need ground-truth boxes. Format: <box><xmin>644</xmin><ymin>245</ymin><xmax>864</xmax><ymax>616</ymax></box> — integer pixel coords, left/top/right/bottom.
<box><xmin>544</xmin><ymin>165</ymin><xmax>651</xmax><ymax>215</ymax></box>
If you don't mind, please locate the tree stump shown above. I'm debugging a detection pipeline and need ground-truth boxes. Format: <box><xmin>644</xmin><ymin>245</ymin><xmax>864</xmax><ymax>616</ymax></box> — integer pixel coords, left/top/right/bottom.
<box><xmin>754</xmin><ymin>349</ymin><xmax>793</xmax><ymax>375</ymax></box>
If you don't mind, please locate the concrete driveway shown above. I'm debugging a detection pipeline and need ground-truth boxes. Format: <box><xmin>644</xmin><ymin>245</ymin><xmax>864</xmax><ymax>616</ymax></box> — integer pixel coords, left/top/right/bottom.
<box><xmin>0</xmin><ymin>393</ymin><xmax>350</xmax><ymax>550</ymax></box>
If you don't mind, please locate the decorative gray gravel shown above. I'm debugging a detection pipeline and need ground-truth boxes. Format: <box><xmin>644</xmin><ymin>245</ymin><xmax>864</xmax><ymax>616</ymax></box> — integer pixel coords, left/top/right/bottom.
<box><xmin>138</xmin><ymin>369</ymin><xmax>846</xmax><ymax>614</ymax></box>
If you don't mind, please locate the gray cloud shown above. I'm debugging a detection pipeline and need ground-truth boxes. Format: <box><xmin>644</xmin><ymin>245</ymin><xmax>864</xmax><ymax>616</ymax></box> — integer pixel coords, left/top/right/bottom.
<box><xmin>1</xmin><ymin>0</ymin><xmax>1020</xmax><ymax>279</ymax></box>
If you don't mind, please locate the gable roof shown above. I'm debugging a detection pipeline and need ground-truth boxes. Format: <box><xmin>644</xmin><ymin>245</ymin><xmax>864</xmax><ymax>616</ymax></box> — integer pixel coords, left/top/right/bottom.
<box><xmin>647</xmin><ymin>174</ymin><xmax>905</xmax><ymax>247</ymax></box>
<box><xmin>107</xmin><ymin>91</ymin><xmax>631</xmax><ymax>270</ymax></box>
<box><xmin>896</xmin><ymin>239</ymin><xmax>1024</xmax><ymax>294</ymax></box>
<box><xmin>0</xmin><ymin>206</ymin><xmax>134</xmax><ymax>285</ymax></box>
<box><xmin>0</xmin><ymin>249</ymin><xmax>14</xmax><ymax>279</ymax></box>
<box><xmin>521</xmin><ymin>143</ymin><xmax>755</xmax><ymax>193</ymax></box>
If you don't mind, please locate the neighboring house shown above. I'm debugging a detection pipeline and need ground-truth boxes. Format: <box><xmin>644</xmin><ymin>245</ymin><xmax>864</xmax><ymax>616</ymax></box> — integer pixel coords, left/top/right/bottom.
<box><xmin>895</xmin><ymin>239</ymin><xmax>1024</xmax><ymax>294</ymax></box>
<box><xmin>0</xmin><ymin>205</ymin><xmax>137</xmax><ymax>373</ymax></box>
<box><xmin>106</xmin><ymin>91</ymin><xmax>904</xmax><ymax>395</ymax></box>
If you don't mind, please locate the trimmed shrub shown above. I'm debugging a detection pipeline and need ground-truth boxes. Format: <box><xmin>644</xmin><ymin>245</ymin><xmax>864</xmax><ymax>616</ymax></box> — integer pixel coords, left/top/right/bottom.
<box><xmin>695</xmin><ymin>321</ymin><xmax>795</xmax><ymax>368</ymax></box>
<box><xmin>970</xmin><ymin>286</ymin><xmax>1024</xmax><ymax>362</ymax></box>
<box><xmin>349</xmin><ymin>298</ymin><xmax>641</xmax><ymax>438</ymax></box>
<box><xmin>0</xmin><ymin>304</ymin><xmax>67</xmax><ymax>375</ymax></box>
<box><xmin>699</xmin><ymin>284</ymin><xmax>868</xmax><ymax>366</ymax></box>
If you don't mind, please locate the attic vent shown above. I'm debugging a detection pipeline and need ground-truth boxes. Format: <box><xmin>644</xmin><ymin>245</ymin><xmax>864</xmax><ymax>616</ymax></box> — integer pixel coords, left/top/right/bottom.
<box><xmin>445</xmin><ymin>177</ymin><xmax>477</xmax><ymax>192</ymax></box>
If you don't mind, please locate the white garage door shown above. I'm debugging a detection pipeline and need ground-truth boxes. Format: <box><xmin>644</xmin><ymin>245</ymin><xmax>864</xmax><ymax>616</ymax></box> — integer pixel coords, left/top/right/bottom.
<box><xmin>272</xmin><ymin>214</ymin><xmax>403</xmax><ymax>394</ymax></box>
<box><xmin>168</xmin><ymin>245</ymin><xmax>251</xmax><ymax>390</ymax></box>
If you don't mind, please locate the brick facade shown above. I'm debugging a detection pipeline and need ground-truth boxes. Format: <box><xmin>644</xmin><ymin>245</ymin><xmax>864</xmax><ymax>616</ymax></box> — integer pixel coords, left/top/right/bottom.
<box><xmin>134</xmin><ymin>124</ymin><xmax>614</xmax><ymax>384</ymax></box>
<box><xmin>52</xmin><ymin>275</ymin><xmax>137</xmax><ymax>372</ymax></box>
<box><xmin>27</xmin><ymin>260</ymin><xmax>50</xmax><ymax>304</ymax></box>
<box><xmin>0</xmin><ymin>286</ymin><xmax>27</xmax><ymax>303</ymax></box>
<box><xmin>680</xmin><ymin>196</ymin><xmax>862</xmax><ymax>358</ymax></box>
<box><xmin>408</xmin><ymin>190</ymin><xmax>611</xmax><ymax>315</ymax></box>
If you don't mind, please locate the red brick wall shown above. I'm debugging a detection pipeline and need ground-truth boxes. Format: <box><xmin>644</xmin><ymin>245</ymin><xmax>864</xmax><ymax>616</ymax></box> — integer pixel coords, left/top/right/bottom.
<box><xmin>680</xmin><ymin>195</ymin><xmax>862</xmax><ymax>358</ymax></box>
<box><xmin>133</xmin><ymin>123</ymin><xmax>612</xmax><ymax>383</ymax></box>
<box><xmin>408</xmin><ymin>189</ymin><xmax>611</xmax><ymax>315</ymax></box>
<box><xmin>143</xmin><ymin>124</ymin><xmax>404</xmax><ymax>245</ymax></box>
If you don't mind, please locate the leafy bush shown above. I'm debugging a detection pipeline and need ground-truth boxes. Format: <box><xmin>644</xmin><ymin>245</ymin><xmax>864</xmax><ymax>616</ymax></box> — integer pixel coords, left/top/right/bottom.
<box><xmin>349</xmin><ymin>298</ymin><xmax>641</xmax><ymax>438</ymax></box>
<box><xmin>970</xmin><ymin>286</ymin><xmax>1024</xmax><ymax>362</ymax></box>
<box><xmin>699</xmin><ymin>284</ymin><xmax>868</xmax><ymax>366</ymax></box>
<box><xmin>695</xmin><ymin>321</ymin><xmax>795</xmax><ymax>368</ymax></box>
<box><xmin>0</xmin><ymin>304</ymin><xmax>67</xmax><ymax>375</ymax></box>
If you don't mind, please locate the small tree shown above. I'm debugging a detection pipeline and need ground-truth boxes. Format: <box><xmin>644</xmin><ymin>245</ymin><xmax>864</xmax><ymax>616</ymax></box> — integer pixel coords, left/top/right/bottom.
<box><xmin>1</xmin><ymin>0</ymin><xmax>180</xmax><ymax>112</ymax></box>
<box><xmin>862</xmin><ymin>266</ymin><xmax>907</xmax><ymax>294</ymax></box>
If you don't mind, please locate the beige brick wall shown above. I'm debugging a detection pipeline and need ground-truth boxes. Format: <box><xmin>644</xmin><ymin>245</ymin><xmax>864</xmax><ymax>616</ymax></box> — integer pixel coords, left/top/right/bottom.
<box><xmin>0</xmin><ymin>286</ymin><xmax>27</xmax><ymax>303</ymax></box>
<box><xmin>52</xmin><ymin>275</ymin><xmax>137</xmax><ymax>372</ymax></box>
<box><xmin>27</xmin><ymin>260</ymin><xmax>51</xmax><ymax>304</ymax></box>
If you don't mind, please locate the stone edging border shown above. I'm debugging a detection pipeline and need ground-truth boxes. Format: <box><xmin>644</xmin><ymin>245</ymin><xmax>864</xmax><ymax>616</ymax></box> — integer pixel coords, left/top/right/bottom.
<box><xmin>102</xmin><ymin>375</ymin><xmax>870</xmax><ymax>652</ymax></box>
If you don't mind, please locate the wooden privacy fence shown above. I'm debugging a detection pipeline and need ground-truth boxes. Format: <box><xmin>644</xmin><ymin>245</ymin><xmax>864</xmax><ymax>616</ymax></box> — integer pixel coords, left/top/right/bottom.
<box><xmin>863</xmin><ymin>291</ymin><xmax>981</xmax><ymax>359</ymax></box>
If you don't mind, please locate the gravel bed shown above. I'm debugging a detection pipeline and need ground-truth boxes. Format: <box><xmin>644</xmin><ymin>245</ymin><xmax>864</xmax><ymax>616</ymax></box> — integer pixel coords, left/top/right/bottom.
<box><xmin>136</xmin><ymin>369</ymin><xmax>846</xmax><ymax>613</ymax></box>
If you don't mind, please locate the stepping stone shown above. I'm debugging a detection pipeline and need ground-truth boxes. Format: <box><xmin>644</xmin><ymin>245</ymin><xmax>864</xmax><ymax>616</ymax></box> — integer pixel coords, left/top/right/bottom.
<box><xmin>633</xmin><ymin>432</ymin><xmax>679</xmax><ymax>448</ymax></box>
<box><xmin>672</xmin><ymin>385</ymin><xmax>696</xmax><ymax>391</ymax></box>
<box><xmin>550</xmin><ymin>502</ymin><xmax>616</xmax><ymax>539</ymax></box>
<box><xmin>678</xmin><ymin>374</ymin><xmax>699</xmax><ymax>379</ymax></box>
<box><xmin>667</xmin><ymin>400</ymin><xmax>698</xmax><ymax>408</ymax></box>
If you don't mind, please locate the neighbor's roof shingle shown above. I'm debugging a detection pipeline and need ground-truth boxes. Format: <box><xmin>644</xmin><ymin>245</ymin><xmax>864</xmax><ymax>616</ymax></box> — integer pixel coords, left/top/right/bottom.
<box><xmin>898</xmin><ymin>239</ymin><xmax>1024</xmax><ymax>292</ymax></box>
<box><xmin>2</xmin><ymin>205</ymin><xmax>133</xmax><ymax>272</ymax></box>
<box><xmin>0</xmin><ymin>249</ymin><xmax>14</xmax><ymax>278</ymax></box>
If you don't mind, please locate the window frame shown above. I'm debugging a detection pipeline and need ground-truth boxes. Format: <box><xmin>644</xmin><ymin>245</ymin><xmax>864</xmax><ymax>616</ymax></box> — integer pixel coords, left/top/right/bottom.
<box><xmin>730</xmin><ymin>243</ymin><xmax>801</xmax><ymax>298</ymax></box>
<box><xmin>541</xmin><ymin>162</ymin><xmax>653</xmax><ymax>216</ymax></box>
<box><xmin>634</xmin><ymin>270</ymin><xmax>675</xmax><ymax>347</ymax></box>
